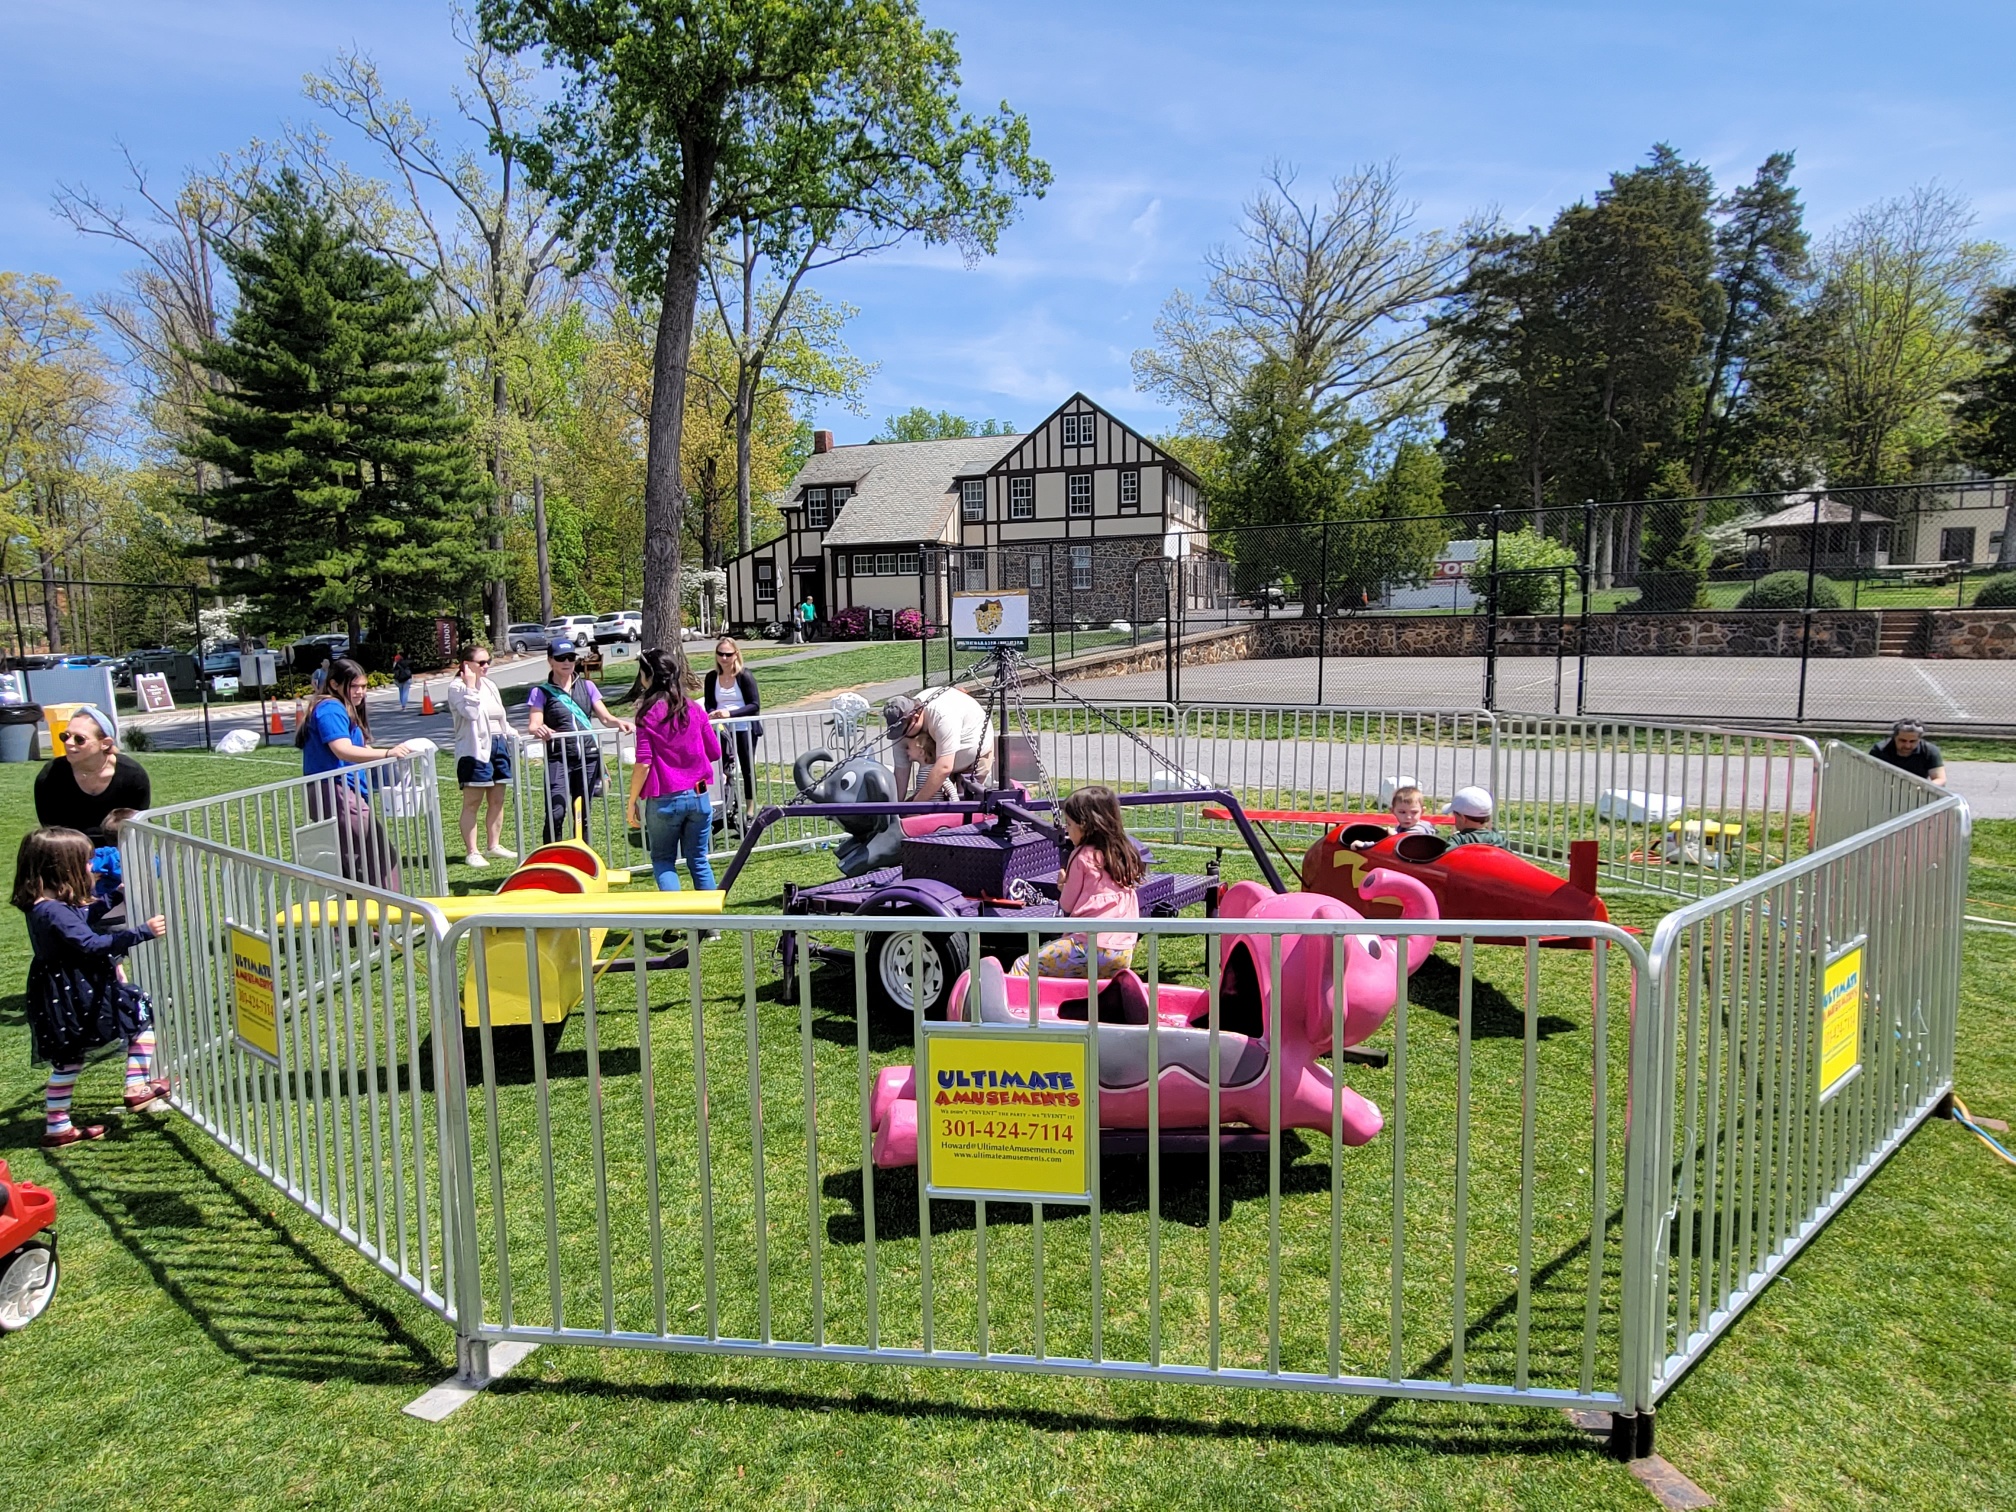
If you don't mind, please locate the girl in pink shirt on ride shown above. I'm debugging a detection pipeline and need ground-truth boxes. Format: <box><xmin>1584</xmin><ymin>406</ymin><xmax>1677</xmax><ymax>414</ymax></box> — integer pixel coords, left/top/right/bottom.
<box><xmin>1011</xmin><ymin>784</ymin><xmax>1144</xmax><ymax>980</ymax></box>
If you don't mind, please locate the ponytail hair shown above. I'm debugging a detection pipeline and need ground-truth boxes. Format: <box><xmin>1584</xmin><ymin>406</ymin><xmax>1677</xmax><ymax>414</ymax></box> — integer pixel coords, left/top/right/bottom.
<box><xmin>297</xmin><ymin>657</ymin><xmax>371</xmax><ymax>748</ymax></box>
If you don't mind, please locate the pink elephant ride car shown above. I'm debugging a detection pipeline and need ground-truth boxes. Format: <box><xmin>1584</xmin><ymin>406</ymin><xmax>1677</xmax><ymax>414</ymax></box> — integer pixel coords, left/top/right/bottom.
<box><xmin>868</xmin><ymin>874</ymin><xmax>1438</xmax><ymax>1168</ymax></box>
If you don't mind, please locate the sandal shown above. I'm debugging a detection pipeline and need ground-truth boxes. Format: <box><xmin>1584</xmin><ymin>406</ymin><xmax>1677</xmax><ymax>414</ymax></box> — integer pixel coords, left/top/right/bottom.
<box><xmin>42</xmin><ymin>1124</ymin><xmax>107</xmax><ymax>1148</ymax></box>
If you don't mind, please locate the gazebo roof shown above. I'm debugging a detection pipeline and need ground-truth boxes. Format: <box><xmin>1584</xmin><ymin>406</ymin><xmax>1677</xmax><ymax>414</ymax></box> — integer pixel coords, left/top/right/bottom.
<box><xmin>1744</xmin><ymin>497</ymin><xmax>1894</xmax><ymax>533</ymax></box>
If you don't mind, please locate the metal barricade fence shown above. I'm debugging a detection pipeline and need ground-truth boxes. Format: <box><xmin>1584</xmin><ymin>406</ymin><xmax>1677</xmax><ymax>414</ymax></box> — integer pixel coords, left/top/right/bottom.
<box><xmin>1625</xmin><ymin>781</ymin><xmax>1967</xmax><ymax>1424</ymax></box>
<box><xmin>1173</xmin><ymin>707</ymin><xmax>1501</xmax><ymax>854</ymax></box>
<box><xmin>1489</xmin><ymin>719</ymin><xmax>1821</xmax><ymax>901</ymax></box>
<box><xmin>121</xmin><ymin>811</ymin><xmax>463</xmax><ymax>1327</ymax></box>
<box><xmin>516</xmin><ymin>710</ymin><xmax>869</xmax><ymax>880</ymax></box>
<box><xmin>1813</xmin><ymin>740</ymin><xmax>1950</xmax><ymax>850</ymax></box>
<box><xmin>439</xmin><ymin>910</ymin><xmax>1645</xmax><ymax>1411</ymax></box>
<box><xmin>138</xmin><ymin>748</ymin><xmax>450</xmax><ymax>898</ymax></box>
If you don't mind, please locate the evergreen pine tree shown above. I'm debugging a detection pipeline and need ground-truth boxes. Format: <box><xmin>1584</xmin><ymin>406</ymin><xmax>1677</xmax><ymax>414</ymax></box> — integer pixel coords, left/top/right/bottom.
<box><xmin>1636</xmin><ymin>461</ymin><xmax>1710</xmax><ymax>609</ymax></box>
<box><xmin>182</xmin><ymin>174</ymin><xmax>489</xmax><ymax>644</ymax></box>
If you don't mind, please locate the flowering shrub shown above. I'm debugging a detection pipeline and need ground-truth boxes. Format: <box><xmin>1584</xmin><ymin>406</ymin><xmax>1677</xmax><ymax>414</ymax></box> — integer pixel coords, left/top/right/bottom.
<box><xmin>894</xmin><ymin>607</ymin><xmax>927</xmax><ymax>639</ymax></box>
<box><xmin>830</xmin><ymin>605</ymin><xmax>872</xmax><ymax>639</ymax></box>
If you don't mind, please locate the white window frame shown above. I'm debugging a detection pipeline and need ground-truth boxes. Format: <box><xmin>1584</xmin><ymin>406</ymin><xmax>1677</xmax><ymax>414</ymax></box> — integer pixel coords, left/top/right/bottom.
<box><xmin>875</xmin><ymin>551</ymin><xmax>898</xmax><ymax>576</ymax></box>
<box><xmin>897</xmin><ymin>550</ymin><xmax>921</xmax><ymax>576</ymax></box>
<box><xmin>1067</xmin><ymin>472</ymin><xmax>1093</xmax><ymax>518</ymax></box>
<box><xmin>1070</xmin><ymin>545</ymin><xmax>1093</xmax><ymax>591</ymax></box>
<box><xmin>1027</xmin><ymin>553</ymin><xmax>1046</xmax><ymax>590</ymax></box>
<box><xmin>1119</xmin><ymin>469</ymin><xmax>1140</xmax><ymax>511</ymax></box>
<box><xmin>960</xmin><ymin>479</ymin><xmax>985</xmax><ymax>521</ymax></box>
<box><xmin>963</xmin><ymin>550</ymin><xmax>987</xmax><ymax>589</ymax></box>
<box><xmin>852</xmin><ymin>553</ymin><xmax>876</xmax><ymax>575</ymax></box>
<box><xmin>804</xmin><ymin>488</ymin><xmax>829</xmax><ymax>530</ymax></box>
<box><xmin>755</xmin><ymin>562</ymin><xmax>777</xmax><ymax>601</ymax></box>
<box><xmin>1009</xmin><ymin>476</ymin><xmax>1034</xmax><ymax>520</ymax></box>
<box><xmin>830</xmin><ymin>484</ymin><xmax>852</xmax><ymax>518</ymax></box>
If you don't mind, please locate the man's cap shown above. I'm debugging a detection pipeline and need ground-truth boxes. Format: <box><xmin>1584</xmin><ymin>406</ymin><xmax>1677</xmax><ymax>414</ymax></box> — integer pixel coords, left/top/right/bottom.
<box><xmin>881</xmin><ymin>694</ymin><xmax>921</xmax><ymax>733</ymax></box>
<box><xmin>1449</xmin><ymin>785</ymin><xmax>1494</xmax><ymax>819</ymax></box>
<box><xmin>547</xmin><ymin>638</ymin><xmax>579</xmax><ymax>657</ymax></box>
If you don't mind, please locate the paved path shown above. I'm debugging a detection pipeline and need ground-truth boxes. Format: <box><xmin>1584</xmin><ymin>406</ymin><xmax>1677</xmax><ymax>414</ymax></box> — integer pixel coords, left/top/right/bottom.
<box><xmin>1077</xmin><ymin>653</ymin><xmax>2016</xmax><ymax>728</ymax></box>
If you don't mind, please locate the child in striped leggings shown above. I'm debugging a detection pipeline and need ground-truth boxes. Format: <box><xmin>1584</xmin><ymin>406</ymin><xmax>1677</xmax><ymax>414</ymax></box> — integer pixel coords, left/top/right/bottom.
<box><xmin>13</xmin><ymin>827</ymin><xmax>168</xmax><ymax>1148</ymax></box>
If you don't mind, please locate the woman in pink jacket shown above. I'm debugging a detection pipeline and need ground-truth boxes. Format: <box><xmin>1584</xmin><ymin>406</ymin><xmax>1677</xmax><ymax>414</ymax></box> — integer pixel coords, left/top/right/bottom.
<box><xmin>1010</xmin><ymin>784</ymin><xmax>1143</xmax><ymax>980</ymax></box>
<box><xmin>623</xmin><ymin>649</ymin><xmax>722</xmax><ymax>891</ymax></box>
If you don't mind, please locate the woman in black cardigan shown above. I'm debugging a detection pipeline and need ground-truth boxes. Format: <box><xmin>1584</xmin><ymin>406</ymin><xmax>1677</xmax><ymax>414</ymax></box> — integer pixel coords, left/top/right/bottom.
<box><xmin>702</xmin><ymin>637</ymin><xmax>763</xmax><ymax>807</ymax></box>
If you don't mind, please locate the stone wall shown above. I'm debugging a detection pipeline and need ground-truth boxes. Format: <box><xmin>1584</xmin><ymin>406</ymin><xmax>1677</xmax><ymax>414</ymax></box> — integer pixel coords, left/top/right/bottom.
<box><xmin>1245</xmin><ymin>611</ymin><xmax>1885</xmax><ymax>658</ymax></box>
<box><xmin>1922</xmin><ymin>609</ymin><xmax>2016</xmax><ymax>659</ymax></box>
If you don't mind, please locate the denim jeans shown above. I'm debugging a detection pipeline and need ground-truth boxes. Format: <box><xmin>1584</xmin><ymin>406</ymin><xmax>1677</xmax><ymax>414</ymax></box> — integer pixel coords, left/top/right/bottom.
<box><xmin>644</xmin><ymin>789</ymin><xmax>715</xmax><ymax>891</ymax></box>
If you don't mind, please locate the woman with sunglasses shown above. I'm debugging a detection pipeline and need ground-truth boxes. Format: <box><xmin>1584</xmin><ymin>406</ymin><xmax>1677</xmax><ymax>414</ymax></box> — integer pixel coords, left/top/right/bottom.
<box><xmin>701</xmin><ymin>637</ymin><xmax>763</xmax><ymax>819</ymax></box>
<box><xmin>445</xmin><ymin>642</ymin><xmax>516</xmax><ymax>867</ymax></box>
<box><xmin>34</xmin><ymin>704</ymin><xmax>150</xmax><ymax>846</ymax></box>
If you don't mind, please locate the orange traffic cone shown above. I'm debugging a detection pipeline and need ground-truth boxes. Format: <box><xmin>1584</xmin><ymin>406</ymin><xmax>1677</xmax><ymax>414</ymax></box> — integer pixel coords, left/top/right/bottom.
<box><xmin>267</xmin><ymin>709</ymin><xmax>285</xmax><ymax>736</ymax></box>
<box><xmin>421</xmin><ymin>685</ymin><xmax>436</xmax><ymax>716</ymax></box>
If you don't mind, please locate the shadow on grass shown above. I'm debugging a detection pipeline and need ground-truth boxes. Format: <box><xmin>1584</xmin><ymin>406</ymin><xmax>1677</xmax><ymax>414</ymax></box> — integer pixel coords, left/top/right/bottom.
<box><xmin>487</xmin><ymin>1369</ymin><xmax>1600</xmax><ymax>1458</ymax></box>
<box><xmin>1408</xmin><ymin>954</ymin><xmax>1578</xmax><ymax>1039</ymax></box>
<box><xmin>821</xmin><ymin>1136</ymin><xmax>1332</xmax><ymax>1243</ymax></box>
<box><xmin>28</xmin><ymin>1115</ymin><xmax>446</xmax><ymax>1387</ymax></box>
<box><xmin>0</xmin><ymin>989</ymin><xmax>24</xmax><ymax>1029</ymax></box>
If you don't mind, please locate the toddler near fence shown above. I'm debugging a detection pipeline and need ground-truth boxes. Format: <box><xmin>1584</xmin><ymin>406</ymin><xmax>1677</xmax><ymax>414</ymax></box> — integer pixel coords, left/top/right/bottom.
<box><xmin>13</xmin><ymin>826</ymin><xmax>169</xmax><ymax>1147</ymax></box>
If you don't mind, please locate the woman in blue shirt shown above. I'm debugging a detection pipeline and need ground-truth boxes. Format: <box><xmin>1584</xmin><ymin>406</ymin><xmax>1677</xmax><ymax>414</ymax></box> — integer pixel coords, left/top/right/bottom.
<box><xmin>297</xmin><ymin>658</ymin><xmax>416</xmax><ymax>889</ymax></box>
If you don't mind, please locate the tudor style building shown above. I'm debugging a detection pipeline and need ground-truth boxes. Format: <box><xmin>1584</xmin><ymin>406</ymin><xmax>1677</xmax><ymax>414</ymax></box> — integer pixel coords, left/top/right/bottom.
<box><xmin>725</xmin><ymin>394</ymin><xmax>1209</xmax><ymax>633</ymax></box>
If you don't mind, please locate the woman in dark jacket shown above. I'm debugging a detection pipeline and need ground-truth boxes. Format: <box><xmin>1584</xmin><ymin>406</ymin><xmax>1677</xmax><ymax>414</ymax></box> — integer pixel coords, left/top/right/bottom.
<box><xmin>702</xmin><ymin>637</ymin><xmax>763</xmax><ymax>808</ymax></box>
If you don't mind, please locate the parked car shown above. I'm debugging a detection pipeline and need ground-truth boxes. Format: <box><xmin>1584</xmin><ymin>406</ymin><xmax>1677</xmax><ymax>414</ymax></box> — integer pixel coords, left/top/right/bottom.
<box><xmin>200</xmin><ymin>648</ymin><xmax>242</xmax><ymax>690</ymax></box>
<box><xmin>504</xmin><ymin>621</ymin><xmax>548</xmax><ymax>655</ymax></box>
<box><xmin>545</xmin><ymin>615</ymin><xmax>598</xmax><ymax>649</ymax></box>
<box><xmin>593</xmin><ymin>610</ymin><xmax>642</xmax><ymax>645</ymax></box>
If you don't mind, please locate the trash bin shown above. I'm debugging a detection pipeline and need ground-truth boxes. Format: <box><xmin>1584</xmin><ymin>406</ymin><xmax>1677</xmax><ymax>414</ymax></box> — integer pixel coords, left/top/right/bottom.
<box><xmin>0</xmin><ymin>703</ymin><xmax>41</xmax><ymax>763</ymax></box>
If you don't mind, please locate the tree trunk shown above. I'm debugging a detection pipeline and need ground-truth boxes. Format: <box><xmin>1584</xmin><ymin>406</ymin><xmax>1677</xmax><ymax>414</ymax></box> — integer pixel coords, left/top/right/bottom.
<box><xmin>734</xmin><ymin>375</ymin><xmax>757</xmax><ymax>555</ymax></box>
<box><xmin>736</xmin><ymin>234</ymin><xmax>757</xmax><ymax>555</ymax></box>
<box><xmin>487</xmin><ymin>369</ymin><xmax>510</xmax><ymax>644</ymax></box>
<box><xmin>532</xmin><ymin>473</ymin><xmax>554</xmax><ymax>624</ymax></box>
<box><xmin>1998</xmin><ymin>485</ymin><xmax>2016</xmax><ymax>568</ymax></box>
<box><xmin>642</xmin><ymin>142</ymin><xmax>718</xmax><ymax>668</ymax></box>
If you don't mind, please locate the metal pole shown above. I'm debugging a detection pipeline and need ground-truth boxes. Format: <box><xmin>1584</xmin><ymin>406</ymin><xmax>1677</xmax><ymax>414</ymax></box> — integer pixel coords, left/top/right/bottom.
<box><xmin>195</xmin><ymin>588</ymin><xmax>212</xmax><ymax>750</ymax></box>
<box><xmin>1577</xmin><ymin>500</ymin><xmax>1594</xmax><ymax>715</ymax></box>
<box><xmin>1315</xmin><ymin>521</ymin><xmax>1328</xmax><ymax>707</ymax></box>
<box><xmin>1483</xmin><ymin>508</ymin><xmax>1503</xmax><ymax>710</ymax></box>
<box><xmin>917</xmin><ymin>560</ymin><xmax>928</xmax><ymax>687</ymax></box>
<box><xmin>1796</xmin><ymin>493</ymin><xmax>1820</xmax><ymax>722</ymax></box>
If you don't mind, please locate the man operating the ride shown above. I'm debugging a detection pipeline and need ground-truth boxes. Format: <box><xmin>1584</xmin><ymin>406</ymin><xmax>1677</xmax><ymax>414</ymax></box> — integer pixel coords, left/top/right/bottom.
<box><xmin>883</xmin><ymin>688</ymin><xmax>995</xmax><ymax>801</ymax></box>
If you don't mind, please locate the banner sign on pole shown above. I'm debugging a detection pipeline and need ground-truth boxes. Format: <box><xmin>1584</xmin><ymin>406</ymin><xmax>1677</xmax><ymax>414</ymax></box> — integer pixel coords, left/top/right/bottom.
<box><xmin>951</xmin><ymin>589</ymin><xmax>1030</xmax><ymax>652</ymax></box>
<box><xmin>922</xmin><ymin>1025</ymin><xmax>1089</xmax><ymax>1202</ymax></box>
<box><xmin>1819</xmin><ymin>937</ymin><xmax>1864</xmax><ymax>1102</ymax></box>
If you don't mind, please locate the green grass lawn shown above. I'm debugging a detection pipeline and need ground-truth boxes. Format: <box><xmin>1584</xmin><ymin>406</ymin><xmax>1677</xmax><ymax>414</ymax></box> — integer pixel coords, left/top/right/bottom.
<box><xmin>1</xmin><ymin>753</ymin><xmax>2012</xmax><ymax>1509</ymax></box>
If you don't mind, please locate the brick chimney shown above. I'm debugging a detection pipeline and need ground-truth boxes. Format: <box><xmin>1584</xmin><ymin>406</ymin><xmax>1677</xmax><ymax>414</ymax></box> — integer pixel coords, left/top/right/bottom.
<box><xmin>813</xmin><ymin>429</ymin><xmax>834</xmax><ymax>454</ymax></box>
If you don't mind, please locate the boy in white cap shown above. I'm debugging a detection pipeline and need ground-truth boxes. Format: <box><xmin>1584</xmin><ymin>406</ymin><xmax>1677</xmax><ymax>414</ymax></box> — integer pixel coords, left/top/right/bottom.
<box><xmin>1445</xmin><ymin>786</ymin><xmax>1505</xmax><ymax>847</ymax></box>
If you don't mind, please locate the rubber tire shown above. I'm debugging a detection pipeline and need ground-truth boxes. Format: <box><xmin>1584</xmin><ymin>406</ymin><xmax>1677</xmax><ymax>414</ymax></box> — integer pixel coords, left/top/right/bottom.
<box><xmin>865</xmin><ymin>926</ymin><xmax>969</xmax><ymax>1021</ymax></box>
<box><xmin>0</xmin><ymin>1240</ymin><xmax>58</xmax><ymax>1332</ymax></box>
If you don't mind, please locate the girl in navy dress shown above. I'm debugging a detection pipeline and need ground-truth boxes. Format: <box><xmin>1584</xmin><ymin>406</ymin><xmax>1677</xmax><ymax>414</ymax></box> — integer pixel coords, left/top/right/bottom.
<box><xmin>12</xmin><ymin>826</ymin><xmax>168</xmax><ymax>1147</ymax></box>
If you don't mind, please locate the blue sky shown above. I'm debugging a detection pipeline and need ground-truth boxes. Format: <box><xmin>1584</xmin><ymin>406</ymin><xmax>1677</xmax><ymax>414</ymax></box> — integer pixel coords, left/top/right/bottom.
<box><xmin>7</xmin><ymin>0</ymin><xmax>2014</xmax><ymax>439</ymax></box>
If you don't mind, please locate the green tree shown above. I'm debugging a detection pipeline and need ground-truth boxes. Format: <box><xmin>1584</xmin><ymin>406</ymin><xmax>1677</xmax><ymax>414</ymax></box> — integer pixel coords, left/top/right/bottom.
<box><xmin>1688</xmin><ymin>152</ymin><xmax>1812</xmax><ymax>496</ymax></box>
<box><xmin>1214</xmin><ymin>361</ymin><xmax>1440</xmax><ymax>614</ymax></box>
<box><xmin>181</xmin><ymin>176</ymin><xmax>490</xmax><ymax>643</ymax></box>
<box><xmin>480</xmin><ymin>0</ymin><xmax>1048</xmax><ymax>650</ymax></box>
<box><xmin>1636</xmin><ymin>462</ymin><xmax>1709</xmax><ymax>609</ymax></box>
<box><xmin>1809</xmin><ymin>185</ymin><xmax>2004</xmax><ymax>569</ymax></box>
<box><xmin>876</xmin><ymin>407</ymin><xmax>1016</xmax><ymax>441</ymax></box>
<box><xmin>1956</xmin><ymin>284</ymin><xmax>2016</xmax><ymax>566</ymax></box>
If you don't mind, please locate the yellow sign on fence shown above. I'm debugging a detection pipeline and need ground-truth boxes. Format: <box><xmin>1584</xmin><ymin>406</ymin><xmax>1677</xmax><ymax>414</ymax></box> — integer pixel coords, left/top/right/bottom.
<box><xmin>230</xmin><ymin>925</ymin><xmax>280</xmax><ymax>1065</ymax></box>
<box><xmin>924</xmin><ymin>1031</ymin><xmax>1089</xmax><ymax>1201</ymax></box>
<box><xmin>1819</xmin><ymin>942</ymin><xmax>1863</xmax><ymax>1101</ymax></box>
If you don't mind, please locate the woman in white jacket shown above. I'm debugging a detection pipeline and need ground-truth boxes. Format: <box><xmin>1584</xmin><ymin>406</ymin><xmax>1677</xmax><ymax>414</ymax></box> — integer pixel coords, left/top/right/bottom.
<box><xmin>445</xmin><ymin>642</ymin><xmax>517</xmax><ymax>868</ymax></box>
